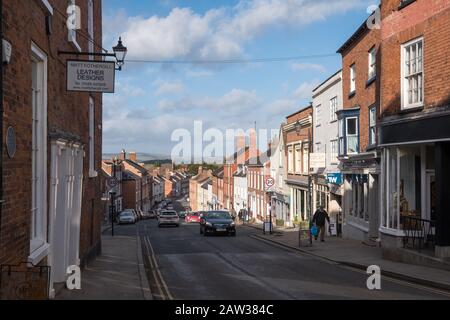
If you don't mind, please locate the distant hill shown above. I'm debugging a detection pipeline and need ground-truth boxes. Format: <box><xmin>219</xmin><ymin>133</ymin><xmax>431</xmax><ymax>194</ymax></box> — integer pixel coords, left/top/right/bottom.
<box><xmin>102</xmin><ymin>152</ymin><xmax>171</xmax><ymax>162</ymax></box>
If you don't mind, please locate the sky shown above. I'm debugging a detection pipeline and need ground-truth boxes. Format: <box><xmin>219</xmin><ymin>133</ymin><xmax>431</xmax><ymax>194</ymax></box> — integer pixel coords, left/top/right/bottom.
<box><xmin>102</xmin><ymin>0</ymin><xmax>378</xmax><ymax>158</ymax></box>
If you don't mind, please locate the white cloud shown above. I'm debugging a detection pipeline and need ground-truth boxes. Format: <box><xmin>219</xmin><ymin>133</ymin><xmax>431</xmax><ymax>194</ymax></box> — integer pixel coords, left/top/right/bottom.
<box><xmin>267</xmin><ymin>99</ymin><xmax>298</xmax><ymax>116</ymax></box>
<box><xmin>153</xmin><ymin>80</ymin><xmax>186</xmax><ymax>96</ymax></box>
<box><xmin>157</xmin><ymin>88</ymin><xmax>259</xmax><ymax>115</ymax></box>
<box><xmin>109</xmin><ymin>0</ymin><xmax>367</xmax><ymax>62</ymax></box>
<box><xmin>293</xmin><ymin>80</ymin><xmax>320</xmax><ymax>100</ymax></box>
<box><xmin>291</xmin><ymin>62</ymin><xmax>327</xmax><ymax>73</ymax></box>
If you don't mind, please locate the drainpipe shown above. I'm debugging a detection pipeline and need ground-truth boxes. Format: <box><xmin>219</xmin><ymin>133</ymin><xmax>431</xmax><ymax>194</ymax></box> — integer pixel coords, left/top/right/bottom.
<box><xmin>0</xmin><ymin>0</ymin><xmax>4</xmax><ymax>254</ymax></box>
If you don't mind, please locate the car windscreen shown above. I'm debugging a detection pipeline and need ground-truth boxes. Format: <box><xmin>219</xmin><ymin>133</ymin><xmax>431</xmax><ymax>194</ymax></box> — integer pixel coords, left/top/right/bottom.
<box><xmin>120</xmin><ymin>212</ymin><xmax>133</xmax><ymax>217</ymax></box>
<box><xmin>206</xmin><ymin>211</ymin><xmax>232</xmax><ymax>220</ymax></box>
<box><xmin>161</xmin><ymin>212</ymin><xmax>177</xmax><ymax>216</ymax></box>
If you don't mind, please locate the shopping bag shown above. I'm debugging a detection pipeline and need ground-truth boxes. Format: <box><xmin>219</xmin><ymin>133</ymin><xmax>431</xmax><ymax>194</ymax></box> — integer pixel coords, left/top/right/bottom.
<box><xmin>310</xmin><ymin>225</ymin><xmax>319</xmax><ymax>237</ymax></box>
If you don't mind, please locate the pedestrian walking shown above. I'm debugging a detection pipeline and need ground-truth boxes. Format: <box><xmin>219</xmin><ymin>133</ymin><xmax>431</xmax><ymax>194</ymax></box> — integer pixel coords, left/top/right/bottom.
<box><xmin>312</xmin><ymin>206</ymin><xmax>330</xmax><ymax>242</ymax></box>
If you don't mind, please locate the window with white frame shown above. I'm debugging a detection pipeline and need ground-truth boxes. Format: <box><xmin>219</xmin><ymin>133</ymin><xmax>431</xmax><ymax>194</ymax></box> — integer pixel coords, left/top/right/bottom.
<box><xmin>89</xmin><ymin>97</ymin><xmax>97</xmax><ymax>177</ymax></box>
<box><xmin>315</xmin><ymin>105</ymin><xmax>321</xmax><ymax>126</ymax></box>
<box><xmin>330</xmin><ymin>97</ymin><xmax>338</xmax><ymax>122</ymax></box>
<box><xmin>295</xmin><ymin>145</ymin><xmax>301</xmax><ymax>174</ymax></box>
<box><xmin>302</xmin><ymin>143</ymin><xmax>309</xmax><ymax>174</ymax></box>
<box><xmin>288</xmin><ymin>146</ymin><xmax>294</xmax><ymax>174</ymax></box>
<box><xmin>338</xmin><ymin>119</ymin><xmax>344</xmax><ymax>156</ymax></box>
<box><xmin>350</xmin><ymin>64</ymin><xmax>356</xmax><ymax>93</ymax></box>
<box><xmin>402</xmin><ymin>38</ymin><xmax>423</xmax><ymax>109</ymax></box>
<box><xmin>330</xmin><ymin>139</ymin><xmax>338</xmax><ymax>164</ymax></box>
<box><xmin>346</xmin><ymin>117</ymin><xmax>359</xmax><ymax>154</ymax></box>
<box><xmin>369</xmin><ymin>106</ymin><xmax>376</xmax><ymax>146</ymax></box>
<box><xmin>368</xmin><ymin>47</ymin><xmax>376</xmax><ymax>80</ymax></box>
<box><xmin>31</xmin><ymin>44</ymin><xmax>48</xmax><ymax>256</ymax></box>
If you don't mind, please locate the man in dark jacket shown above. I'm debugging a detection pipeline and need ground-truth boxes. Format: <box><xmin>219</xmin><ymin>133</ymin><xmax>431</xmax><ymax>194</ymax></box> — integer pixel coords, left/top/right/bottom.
<box><xmin>312</xmin><ymin>206</ymin><xmax>330</xmax><ymax>242</ymax></box>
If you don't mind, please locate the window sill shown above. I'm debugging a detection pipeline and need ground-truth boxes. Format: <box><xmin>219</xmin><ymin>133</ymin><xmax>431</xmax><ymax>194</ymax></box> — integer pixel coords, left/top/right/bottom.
<box><xmin>348</xmin><ymin>91</ymin><xmax>356</xmax><ymax>99</ymax></box>
<box><xmin>28</xmin><ymin>242</ymin><xmax>50</xmax><ymax>266</ymax></box>
<box><xmin>398</xmin><ymin>0</ymin><xmax>416</xmax><ymax>10</ymax></box>
<box><xmin>366</xmin><ymin>76</ymin><xmax>376</xmax><ymax>87</ymax></box>
<box><xmin>399</xmin><ymin>105</ymin><xmax>424</xmax><ymax>114</ymax></box>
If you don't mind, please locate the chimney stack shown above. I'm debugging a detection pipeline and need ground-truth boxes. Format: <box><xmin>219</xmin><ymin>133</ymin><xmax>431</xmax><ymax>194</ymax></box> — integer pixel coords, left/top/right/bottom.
<box><xmin>119</xmin><ymin>149</ymin><xmax>126</xmax><ymax>161</ymax></box>
<box><xmin>249</xmin><ymin>129</ymin><xmax>258</xmax><ymax>162</ymax></box>
<box><xmin>129</xmin><ymin>151</ymin><xmax>137</xmax><ymax>162</ymax></box>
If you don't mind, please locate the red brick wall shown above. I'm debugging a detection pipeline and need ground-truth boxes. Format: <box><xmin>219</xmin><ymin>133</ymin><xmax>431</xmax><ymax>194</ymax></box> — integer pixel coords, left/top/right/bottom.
<box><xmin>122</xmin><ymin>180</ymin><xmax>137</xmax><ymax>211</ymax></box>
<box><xmin>285</xmin><ymin>107</ymin><xmax>312</xmax><ymax>145</ymax></box>
<box><xmin>1</xmin><ymin>0</ymin><xmax>103</xmax><ymax>265</ymax></box>
<box><xmin>341</xmin><ymin>28</ymin><xmax>380</xmax><ymax>151</ymax></box>
<box><xmin>380</xmin><ymin>0</ymin><xmax>450</xmax><ymax>117</ymax></box>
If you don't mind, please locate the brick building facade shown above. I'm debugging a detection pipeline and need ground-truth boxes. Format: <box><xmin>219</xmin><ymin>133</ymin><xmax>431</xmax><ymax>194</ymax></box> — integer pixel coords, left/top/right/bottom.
<box><xmin>337</xmin><ymin>16</ymin><xmax>381</xmax><ymax>242</ymax></box>
<box><xmin>283</xmin><ymin>106</ymin><xmax>313</xmax><ymax>226</ymax></box>
<box><xmin>0</xmin><ymin>0</ymin><xmax>103</xmax><ymax>298</ymax></box>
<box><xmin>377</xmin><ymin>0</ymin><xmax>450</xmax><ymax>260</ymax></box>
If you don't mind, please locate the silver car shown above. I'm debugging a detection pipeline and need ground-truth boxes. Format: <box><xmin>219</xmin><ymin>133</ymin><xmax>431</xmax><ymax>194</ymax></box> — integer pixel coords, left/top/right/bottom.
<box><xmin>118</xmin><ymin>211</ymin><xmax>136</xmax><ymax>225</ymax></box>
<box><xmin>158</xmin><ymin>210</ymin><xmax>179</xmax><ymax>228</ymax></box>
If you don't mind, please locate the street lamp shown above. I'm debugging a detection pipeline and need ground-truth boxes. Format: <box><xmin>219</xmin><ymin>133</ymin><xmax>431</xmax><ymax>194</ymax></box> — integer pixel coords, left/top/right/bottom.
<box><xmin>295</xmin><ymin>120</ymin><xmax>302</xmax><ymax>135</ymax></box>
<box><xmin>58</xmin><ymin>37</ymin><xmax>128</xmax><ymax>71</ymax></box>
<box><xmin>112</xmin><ymin>37</ymin><xmax>128</xmax><ymax>71</ymax></box>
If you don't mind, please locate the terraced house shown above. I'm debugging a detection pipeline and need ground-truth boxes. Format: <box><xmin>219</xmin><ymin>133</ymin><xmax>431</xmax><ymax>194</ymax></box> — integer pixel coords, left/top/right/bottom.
<box><xmin>0</xmin><ymin>0</ymin><xmax>103</xmax><ymax>298</ymax></box>
<box><xmin>377</xmin><ymin>0</ymin><xmax>450</xmax><ymax>263</ymax></box>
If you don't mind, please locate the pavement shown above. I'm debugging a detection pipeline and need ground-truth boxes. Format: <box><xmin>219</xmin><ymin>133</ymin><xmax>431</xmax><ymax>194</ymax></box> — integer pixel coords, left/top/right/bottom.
<box><xmin>56</xmin><ymin>225</ymin><xmax>152</xmax><ymax>300</ymax></box>
<box><xmin>245</xmin><ymin>222</ymin><xmax>450</xmax><ymax>292</ymax></box>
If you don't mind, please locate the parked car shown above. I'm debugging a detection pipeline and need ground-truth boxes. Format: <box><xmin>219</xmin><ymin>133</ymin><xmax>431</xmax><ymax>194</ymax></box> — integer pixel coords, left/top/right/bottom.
<box><xmin>123</xmin><ymin>209</ymin><xmax>138</xmax><ymax>222</ymax></box>
<box><xmin>158</xmin><ymin>210</ymin><xmax>180</xmax><ymax>228</ymax></box>
<box><xmin>185</xmin><ymin>212</ymin><xmax>202</xmax><ymax>223</ymax></box>
<box><xmin>200</xmin><ymin>210</ymin><xmax>236</xmax><ymax>236</ymax></box>
<box><xmin>118</xmin><ymin>211</ymin><xmax>136</xmax><ymax>225</ymax></box>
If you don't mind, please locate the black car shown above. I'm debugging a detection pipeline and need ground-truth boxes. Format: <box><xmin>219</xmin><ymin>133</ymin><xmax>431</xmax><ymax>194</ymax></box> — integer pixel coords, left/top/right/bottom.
<box><xmin>200</xmin><ymin>211</ymin><xmax>236</xmax><ymax>237</ymax></box>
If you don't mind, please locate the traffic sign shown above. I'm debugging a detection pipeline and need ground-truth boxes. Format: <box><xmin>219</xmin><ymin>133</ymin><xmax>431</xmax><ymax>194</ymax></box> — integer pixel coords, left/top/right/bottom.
<box><xmin>265</xmin><ymin>176</ymin><xmax>275</xmax><ymax>191</ymax></box>
<box><xmin>107</xmin><ymin>177</ymin><xmax>118</xmax><ymax>189</ymax></box>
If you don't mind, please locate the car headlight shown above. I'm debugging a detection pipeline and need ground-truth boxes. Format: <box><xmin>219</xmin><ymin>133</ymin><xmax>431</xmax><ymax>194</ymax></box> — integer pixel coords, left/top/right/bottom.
<box><xmin>230</xmin><ymin>222</ymin><xmax>235</xmax><ymax>227</ymax></box>
<box><xmin>206</xmin><ymin>222</ymin><xmax>213</xmax><ymax>227</ymax></box>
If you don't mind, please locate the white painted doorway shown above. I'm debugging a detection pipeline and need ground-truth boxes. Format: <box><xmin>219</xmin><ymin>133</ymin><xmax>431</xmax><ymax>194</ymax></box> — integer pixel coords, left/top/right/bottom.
<box><xmin>49</xmin><ymin>141</ymin><xmax>84</xmax><ymax>286</ymax></box>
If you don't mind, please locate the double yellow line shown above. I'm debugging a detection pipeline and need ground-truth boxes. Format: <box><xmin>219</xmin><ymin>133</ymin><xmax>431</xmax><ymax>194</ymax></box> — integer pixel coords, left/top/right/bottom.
<box><xmin>143</xmin><ymin>235</ymin><xmax>174</xmax><ymax>300</ymax></box>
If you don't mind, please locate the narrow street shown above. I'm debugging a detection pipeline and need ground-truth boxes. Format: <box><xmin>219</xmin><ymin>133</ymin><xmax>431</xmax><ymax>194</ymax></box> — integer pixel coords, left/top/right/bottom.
<box><xmin>112</xmin><ymin>199</ymin><xmax>450</xmax><ymax>300</ymax></box>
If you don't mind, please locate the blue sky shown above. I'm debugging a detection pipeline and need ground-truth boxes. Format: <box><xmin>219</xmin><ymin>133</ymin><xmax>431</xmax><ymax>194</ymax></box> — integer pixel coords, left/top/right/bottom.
<box><xmin>102</xmin><ymin>0</ymin><xmax>377</xmax><ymax>157</ymax></box>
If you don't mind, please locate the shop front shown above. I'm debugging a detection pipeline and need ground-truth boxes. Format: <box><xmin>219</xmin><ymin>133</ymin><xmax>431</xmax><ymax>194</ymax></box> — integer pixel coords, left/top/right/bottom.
<box><xmin>286</xmin><ymin>178</ymin><xmax>311</xmax><ymax>226</ymax></box>
<box><xmin>379</xmin><ymin>114</ymin><xmax>450</xmax><ymax>259</ymax></box>
<box><xmin>340</xmin><ymin>153</ymin><xmax>380</xmax><ymax>242</ymax></box>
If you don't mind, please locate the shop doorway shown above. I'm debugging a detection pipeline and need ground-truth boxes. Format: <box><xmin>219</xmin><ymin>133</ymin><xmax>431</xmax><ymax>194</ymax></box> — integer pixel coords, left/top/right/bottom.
<box><xmin>425</xmin><ymin>171</ymin><xmax>436</xmax><ymax>221</ymax></box>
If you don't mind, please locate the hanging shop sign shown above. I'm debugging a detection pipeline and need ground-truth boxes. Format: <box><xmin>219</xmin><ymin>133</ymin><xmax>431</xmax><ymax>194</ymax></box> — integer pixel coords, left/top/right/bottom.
<box><xmin>326</xmin><ymin>173</ymin><xmax>342</xmax><ymax>185</ymax></box>
<box><xmin>310</xmin><ymin>153</ymin><xmax>326</xmax><ymax>168</ymax></box>
<box><xmin>67</xmin><ymin>60</ymin><xmax>115</xmax><ymax>93</ymax></box>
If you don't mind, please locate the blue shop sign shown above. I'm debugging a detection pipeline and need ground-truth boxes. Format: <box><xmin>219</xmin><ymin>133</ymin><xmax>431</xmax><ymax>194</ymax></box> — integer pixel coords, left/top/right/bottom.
<box><xmin>327</xmin><ymin>173</ymin><xmax>342</xmax><ymax>185</ymax></box>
